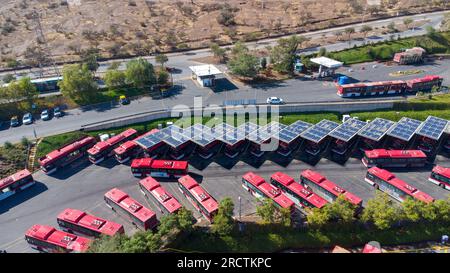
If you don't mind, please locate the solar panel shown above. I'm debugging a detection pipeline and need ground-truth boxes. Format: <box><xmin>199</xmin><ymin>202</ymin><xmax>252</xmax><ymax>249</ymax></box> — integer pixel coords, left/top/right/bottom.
<box><xmin>278</xmin><ymin>120</ymin><xmax>312</xmax><ymax>143</ymax></box>
<box><xmin>162</xmin><ymin>125</ymin><xmax>192</xmax><ymax>148</ymax></box>
<box><xmin>260</xmin><ymin>121</ymin><xmax>287</xmax><ymax>138</ymax></box>
<box><xmin>222</xmin><ymin>127</ymin><xmax>246</xmax><ymax>145</ymax></box>
<box><xmin>329</xmin><ymin>118</ymin><xmax>367</xmax><ymax>142</ymax></box>
<box><xmin>416</xmin><ymin>116</ymin><xmax>449</xmax><ymax>140</ymax></box>
<box><xmin>183</xmin><ymin>124</ymin><xmax>217</xmax><ymax>147</ymax></box>
<box><xmin>211</xmin><ymin>122</ymin><xmax>235</xmax><ymax>139</ymax></box>
<box><xmin>135</xmin><ymin>130</ymin><xmax>167</xmax><ymax>149</ymax></box>
<box><xmin>387</xmin><ymin>117</ymin><xmax>422</xmax><ymax>142</ymax></box>
<box><xmin>237</xmin><ymin>122</ymin><xmax>259</xmax><ymax>136</ymax></box>
<box><xmin>248</xmin><ymin>127</ymin><xmax>272</xmax><ymax>145</ymax></box>
<box><xmin>358</xmin><ymin>118</ymin><xmax>395</xmax><ymax>142</ymax></box>
<box><xmin>301</xmin><ymin>119</ymin><xmax>339</xmax><ymax>143</ymax></box>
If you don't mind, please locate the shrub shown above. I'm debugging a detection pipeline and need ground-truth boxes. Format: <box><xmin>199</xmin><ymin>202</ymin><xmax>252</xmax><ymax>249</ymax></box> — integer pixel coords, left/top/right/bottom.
<box><xmin>3</xmin><ymin>142</ymin><xmax>13</xmax><ymax>149</ymax></box>
<box><xmin>21</xmin><ymin>137</ymin><xmax>30</xmax><ymax>147</ymax></box>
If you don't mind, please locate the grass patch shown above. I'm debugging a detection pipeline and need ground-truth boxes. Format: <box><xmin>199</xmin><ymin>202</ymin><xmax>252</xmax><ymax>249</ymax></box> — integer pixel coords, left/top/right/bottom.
<box><xmin>0</xmin><ymin>143</ymin><xmax>28</xmax><ymax>177</ymax></box>
<box><xmin>328</xmin><ymin>31</ymin><xmax>450</xmax><ymax>65</ymax></box>
<box><xmin>170</xmin><ymin>223</ymin><xmax>449</xmax><ymax>253</ymax></box>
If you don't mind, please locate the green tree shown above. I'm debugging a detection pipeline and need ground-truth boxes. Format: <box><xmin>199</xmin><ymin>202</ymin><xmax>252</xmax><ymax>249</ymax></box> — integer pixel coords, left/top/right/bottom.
<box><xmin>87</xmin><ymin>234</ymin><xmax>128</xmax><ymax>253</ymax></box>
<box><xmin>104</xmin><ymin>69</ymin><xmax>126</xmax><ymax>89</ymax></box>
<box><xmin>83</xmin><ymin>52</ymin><xmax>99</xmax><ymax>73</ymax></box>
<box><xmin>210</xmin><ymin>43</ymin><xmax>226</xmax><ymax>63</ymax></box>
<box><xmin>212</xmin><ymin>197</ymin><xmax>235</xmax><ymax>236</ymax></box>
<box><xmin>228</xmin><ymin>51</ymin><xmax>260</xmax><ymax>79</ymax></box>
<box><xmin>158</xmin><ymin>213</ymin><xmax>179</xmax><ymax>237</ymax></box>
<box><xmin>432</xmin><ymin>198</ymin><xmax>450</xmax><ymax>223</ymax></box>
<box><xmin>425</xmin><ymin>26</ymin><xmax>437</xmax><ymax>39</ymax></box>
<box><xmin>403</xmin><ymin>18</ymin><xmax>413</xmax><ymax>30</ymax></box>
<box><xmin>401</xmin><ymin>197</ymin><xmax>425</xmax><ymax>223</ymax></box>
<box><xmin>318</xmin><ymin>47</ymin><xmax>327</xmax><ymax>57</ymax></box>
<box><xmin>177</xmin><ymin>207</ymin><xmax>195</xmax><ymax>232</ymax></box>
<box><xmin>260</xmin><ymin>57</ymin><xmax>267</xmax><ymax>69</ymax></box>
<box><xmin>231</xmin><ymin>41</ymin><xmax>248</xmax><ymax>56</ymax></box>
<box><xmin>306</xmin><ymin>207</ymin><xmax>331</xmax><ymax>229</ymax></box>
<box><xmin>125</xmin><ymin>58</ymin><xmax>156</xmax><ymax>88</ymax></box>
<box><xmin>155</xmin><ymin>53</ymin><xmax>169</xmax><ymax>68</ymax></box>
<box><xmin>157</xmin><ymin>69</ymin><xmax>170</xmax><ymax>85</ymax></box>
<box><xmin>256</xmin><ymin>198</ymin><xmax>276</xmax><ymax>224</ymax></box>
<box><xmin>278</xmin><ymin>207</ymin><xmax>292</xmax><ymax>227</ymax></box>
<box><xmin>8</xmin><ymin>77</ymin><xmax>38</xmax><ymax>110</ymax></box>
<box><xmin>58</xmin><ymin>64</ymin><xmax>98</xmax><ymax>103</ymax></box>
<box><xmin>361</xmin><ymin>192</ymin><xmax>400</xmax><ymax>230</ymax></box>
<box><xmin>327</xmin><ymin>194</ymin><xmax>357</xmax><ymax>225</ymax></box>
<box><xmin>270</xmin><ymin>35</ymin><xmax>308</xmax><ymax>74</ymax></box>
<box><xmin>360</xmin><ymin>25</ymin><xmax>373</xmax><ymax>39</ymax></box>
<box><xmin>122</xmin><ymin>231</ymin><xmax>148</xmax><ymax>253</ymax></box>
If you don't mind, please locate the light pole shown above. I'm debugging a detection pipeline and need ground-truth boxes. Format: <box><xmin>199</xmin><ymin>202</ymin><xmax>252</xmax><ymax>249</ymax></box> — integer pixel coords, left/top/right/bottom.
<box><xmin>238</xmin><ymin>196</ymin><xmax>242</xmax><ymax>221</ymax></box>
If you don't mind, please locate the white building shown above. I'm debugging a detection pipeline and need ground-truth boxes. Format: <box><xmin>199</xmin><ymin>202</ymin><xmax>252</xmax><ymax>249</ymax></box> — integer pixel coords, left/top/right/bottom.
<box><xmin>189</xmin><ymin>64</ymin><xmax>222</xmax><ymax>87</ymax></box>
<box><xmin>310</xmin><ymin>56</ymin><xmax>343</xmax><ymax>78</ymax></box>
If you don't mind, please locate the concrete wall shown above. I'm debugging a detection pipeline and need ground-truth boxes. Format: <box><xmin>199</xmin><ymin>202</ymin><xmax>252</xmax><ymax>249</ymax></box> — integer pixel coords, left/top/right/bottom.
<box><xmin>81</xmin><ymin>100</ymin><xmax>395</xmax><ymax>131</ymax></box>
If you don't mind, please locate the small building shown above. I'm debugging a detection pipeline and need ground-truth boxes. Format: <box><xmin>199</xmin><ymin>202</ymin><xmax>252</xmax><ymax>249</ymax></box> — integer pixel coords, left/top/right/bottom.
<box><xmin>393</xmin><ymin>47</ymin><xmax>426</xmax><ymax>65</ymax></box>
<box><xmin>189</xmin><ymin>64</ymin><xmax>222</xmax><ymax>87</ymax></box>
<box><xmin>310</xmin><ymin>57</ymin><xmax>343</xmax><ymax>78</ymax></box>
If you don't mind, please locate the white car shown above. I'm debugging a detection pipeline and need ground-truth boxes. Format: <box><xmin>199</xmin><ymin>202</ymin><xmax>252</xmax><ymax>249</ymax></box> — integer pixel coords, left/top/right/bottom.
<box><xmin>266</xmin><ymin>97</ymin><xmax>284</xmax><ymax>104</ymax></box>
<box><xmin>41</xmin><ymin>109</ymin><xmax>50</xmax><ymax>121</ymax></box>
<box><xmin>22</xmin><ymin>113</ymin><xmax>33</xmax><ymax>125</ymax></box>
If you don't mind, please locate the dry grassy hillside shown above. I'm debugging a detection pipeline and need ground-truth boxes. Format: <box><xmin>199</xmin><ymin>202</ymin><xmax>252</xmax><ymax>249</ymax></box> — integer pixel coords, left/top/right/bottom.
<box><xmin>0</xmin><ymin>0</ymin><xmax>448</xmax><ymax>68</ymax></box>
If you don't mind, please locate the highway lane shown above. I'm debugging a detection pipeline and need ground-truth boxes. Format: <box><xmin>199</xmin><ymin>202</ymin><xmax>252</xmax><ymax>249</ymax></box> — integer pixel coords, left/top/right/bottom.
<box><xmin>0</xmin><ymin>153</ymin><xmax>448</xmax><ymax>253</ymax></box>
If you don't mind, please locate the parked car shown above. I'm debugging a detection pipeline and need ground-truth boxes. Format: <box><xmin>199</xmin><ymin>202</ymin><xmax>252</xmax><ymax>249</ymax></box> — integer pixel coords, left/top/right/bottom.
<box><xmin>10</xmin><ymin>116</ymin><xmax>20</xmax><ymax>127</ymax></box>
<box><xmin>54</xmin><ymin>107</ymin><xmax>64</xmax><ymax>118</ymax></box>
<box><xmin>119</xmin><ymin>95</ymin><xmax>130</xmax><ymax>105</ymax></box>
<box><xmin>266</xmin><ymin>97</ymin><xmax>284</xmax><ymax>105</ymax></box>
<box><xmin>41</xmin><ymin>109</ymin><xmax>51</xmax><ymax>121</ymax></box>
<box><xmin>22</xmin><ymin>113</ymin><xmax>33</xmax><ymax>125</ymax></box>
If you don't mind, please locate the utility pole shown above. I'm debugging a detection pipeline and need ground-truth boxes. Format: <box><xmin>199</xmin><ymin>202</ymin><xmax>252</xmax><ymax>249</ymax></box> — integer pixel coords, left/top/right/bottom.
<box><xmin>32</xmin><ymin>11</ymin><xmax>60</xmax><ymax>78</ymax></box>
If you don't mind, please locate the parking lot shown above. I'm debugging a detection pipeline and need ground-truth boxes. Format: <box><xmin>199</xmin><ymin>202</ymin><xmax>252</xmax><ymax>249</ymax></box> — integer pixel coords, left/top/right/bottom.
<box><xmin>0</xmin><ymin>149</ymin><xmax>449</xmax><ymax>253</ymax></box>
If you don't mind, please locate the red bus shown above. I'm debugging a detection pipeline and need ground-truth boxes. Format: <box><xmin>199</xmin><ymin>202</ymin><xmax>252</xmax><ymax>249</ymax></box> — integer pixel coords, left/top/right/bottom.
<box><xmin>178</xmin><ymin>175</ymin><xmax>218</xmax><ymax>222</ymax></box>
<box><xmin>429</xmin><ymin>165</ymin><xmax>450</xmax><ymax>191</ymax></box>
<box><xmin>88</xmin><ymin>128</ymin><xmax>138</xmax><ymax>164</ymax></box>
<box><xmin>139</xmin><ymin>177</ymin><xmax>182</xmax><ymax>214</ymax></box>
<box><xmin>0</xmin><ymin>169</ymin><xmax>35</xmax><ymax>201</ymax></box>
<box><xmin>242</xmin><ymin>172</ymin><xmax>295</xmax><ymax>213</ymax></box>
<box><xmin>337</xmin><ymin>80</ymin><xmax>407</xmax><ymax>98</ymax></box>
<box><xmin>406</xmin><ymin>75</ymin><xmax>443</xmax><ymax>93</ymax></box>
<box><xmin>57</xmin><ymin>208</ymin><xmax>125</xmax><ymax>237</ymax></box>
<box><xmin>362</xmin><ymin>241</ymin><xmax>382</xmax><ymax>253</ymax></box>
<box><xmin>270</xmin><ymin>172</ymin><xmax>328</xmax><ymax>210</ymax></box>
<box><xmin>362</xmin><ymin>149</ymin><xmax>428</xmax><ymax>168</ymax></box>
<box><xmin>300</xmin><ymin>170</ymin><xmax>363</xmax><ymax>208</ymax></box>
<box><xmin>104</xmin><ymin>188</ymin><xmax>158</xmax><ymax>230</ymax></box>
<box><xmin>131</xmin><ymin>158</ymin><xmax>189</xmax><ymax>178</ymax></box>
<box><xmin>39</xmin><ymin>136</ymin><xmax>96</xmax><ymax>174</ymax></box>
<box><xmin>25</xmin><ymin>224</ymin><xmax>91</xmax><ymax>253</ymax></box>
<box><xmin>365</xmin><ymin>167</ymin><xmax>434</xmax><ymax>203</ymax></box>
<box><xmin>114</xmin><ymin>129</ymin><xmax>160</xmax><ymax>164</ymax></box>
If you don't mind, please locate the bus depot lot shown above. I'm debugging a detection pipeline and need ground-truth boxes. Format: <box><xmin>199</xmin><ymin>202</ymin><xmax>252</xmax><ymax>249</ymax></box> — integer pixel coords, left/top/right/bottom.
<box><xmin>1</xmin><ymin>156</ymin><xmax>449</xmax><ymax>253</ymax></box>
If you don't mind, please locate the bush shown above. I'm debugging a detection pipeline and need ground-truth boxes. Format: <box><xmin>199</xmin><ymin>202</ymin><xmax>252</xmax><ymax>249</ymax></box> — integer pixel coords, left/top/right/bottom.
<box><xmin>3</xmin><ymin>141</ymin><xmax>13</xmax><ymax>149</ymax></box>
<box><xmin>21</xmin><ymin>137</ymin><xmax>30</xmax><ymax>147</ymax></box>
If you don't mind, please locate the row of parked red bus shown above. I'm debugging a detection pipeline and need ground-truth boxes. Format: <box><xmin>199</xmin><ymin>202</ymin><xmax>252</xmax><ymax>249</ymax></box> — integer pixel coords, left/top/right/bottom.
<box><xmin>25</xmin><ymin>208</ymin><xmax>124</xmax><ymax>253</ymax></box>
<box><xmin>337</xmin><ymin>75</ymin><xmax>443</xmax><ymax>98</ymax></box>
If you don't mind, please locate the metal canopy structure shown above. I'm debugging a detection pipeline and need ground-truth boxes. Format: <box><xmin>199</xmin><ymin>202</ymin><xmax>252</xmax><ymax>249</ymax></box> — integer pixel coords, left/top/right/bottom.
<box><xmin>301</xmin><ymin>119</ymin><xmax>339</xmax><ymax>143</ymax></box>
<box><xmin>278</xmin><ymin>120</ymin><xmax>312</xmax><ymax>144</ymax></box>
<box><xmin>222</xmin><ymin>128</ymin><xmax>246</xmax><ymax>146</ymax></box>
<box><xmin>238</xmin><ymin>122</ymin><xmax>259</xmax><ymax>136</ymax></box>
<box><xmin>329</xmin><ymin>118</ymin><xmax>367</xmax><ymax>142</ymax></box>
<box><xmin>161</xmin><ymin>125</ymin><xmax>192</xmax><ymax>149</ymax></box>
<box><xmin>416</xmin><ymin>116</ymin><xmax>449</xmax><ymax>141</ymax></box>
<box><xmin>185</xmin><ymin>124</ymin><xmax>217</xmax><ymax>147</ymax></box>
<box><xmin>310</xmin><ymin>57</ymin><xmax>343</xmax><ymax>69</ymax></box>
<box><xmin>248</xmin><ymin>127</ymin><xmax>272</xmax><ymax>145</ymax></box>
<box><xmin>387</xmin><ymin>117</ymin><xmax>422</xmax><ymax>142</ymax></box>
<box><xmin>358</xmin><ymin>118</ymin><xmax>395</xmax><ymax>142</ymax></box>
<box><xmin>211</xmin><ymin>122</ymin><xmax>235</xmax><ymax>139</ymax></box>
<box><xmin>260</xmin><ymin>121</ymin><xmax>287</xmax><ymax>138</ymax></box>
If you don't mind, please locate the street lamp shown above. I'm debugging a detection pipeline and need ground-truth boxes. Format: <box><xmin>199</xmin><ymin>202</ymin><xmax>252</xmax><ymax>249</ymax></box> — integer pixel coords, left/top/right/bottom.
<box><xmin>238</xmin><ymin>196</ymin><xmax>242</xmax><ymax>221</ymax></box>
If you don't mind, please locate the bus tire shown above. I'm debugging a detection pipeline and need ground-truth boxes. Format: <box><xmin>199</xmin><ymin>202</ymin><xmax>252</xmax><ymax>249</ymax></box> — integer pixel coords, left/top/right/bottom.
<box><xmin>374</xmin><ymin>184</ymin><xmax>379</xmax><ymax>190</ymax></box>
<box><xmin>440</xmin><ymin>183</ymin><xmax>445</xmax><ymax>189</ymax></box>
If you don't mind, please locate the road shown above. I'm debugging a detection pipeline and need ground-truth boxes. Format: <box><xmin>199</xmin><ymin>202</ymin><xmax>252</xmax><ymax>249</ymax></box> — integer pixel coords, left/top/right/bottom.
<box><xmin>0</xmin><ymin>151</ymin><xmax>448</xmax><ymax>253</ymax></box>
<box><xmin>1</xmin><ymin>58</ymin><xmax>450</xmax><ymax>145</ymax></box>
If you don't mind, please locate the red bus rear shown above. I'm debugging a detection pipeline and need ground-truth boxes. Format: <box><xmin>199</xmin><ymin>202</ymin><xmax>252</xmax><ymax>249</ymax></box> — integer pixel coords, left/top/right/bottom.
<box><xmin>88</xmin><ymin>128</ymin><xmax>138</xmax><ymax>164</ymax></box>
<box><xmin>270</xmin><ymin>172</ymin><xmax>328</xmax><ymax>210</ymax></box>
<box><xmin>131</xmin><ymin>158</ymin><xmax>189</xmax><ymax>178</ymax></box>
<box><xmin>39</xmin><ymin>136</ymin><xmax>96</xmax><ymax>174</ymax></box>
<box><xmin>365</xmin><ymin>167</ymin><xmax>434</xmax><ymax>203</ymax></box>
<box><xmin>25</xmin><ymin>224</ymin><xmax>91</xmax><ymax>253</ymax></box>
<box><xmin>139</xmin><ymin>177</ymin><xmax>182</xmax><ymax>214</ymax></box>
<box><xmin>114</xmin><ymin>129</ymin><xmax>160</xmax><ymax>163</ymax></box>
<box><xmin>300</xmin><ymin>170</ymin><xmax>363</xmax><ymax>208</ymax></box>
<box><xmin>0</xmin><ymin>169</ymin><xmax>35</xmax><ymax>201</ymax></box>
<box><xmin>362</xmin><ymin>149</ymin><xmax>427</xmax><ymax>168</ymax></box>
<box><xmin>429</xmin><ymin>165</ymin><xmax>450</xmax><ymax>190</ymax></box>
<box><xmin>178</xmin><ymin>175</ymin><xmax>218</xmax><ymax>222</ymax></box>
<box><xmin>57</xmin><ymin>208</ymin><xmax>124</xmax><ymax>237</ymax></box>
<box><xmin>104</xmin><ymin>188</ymin><xmax>158</xmax><ymax>230</ymax></box>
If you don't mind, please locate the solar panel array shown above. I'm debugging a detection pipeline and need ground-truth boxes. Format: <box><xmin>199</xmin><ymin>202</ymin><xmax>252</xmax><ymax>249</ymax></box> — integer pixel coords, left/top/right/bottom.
<box><xmin>278</xmin><ymin>120</ymin><xmax>312</xmax><ymax>144</ymax></box>
<box><xmin>358</xmin><ymin>118</ymin><xmax>395</xmax><ymax>142</ymax></box>
<box><xmin>387</xmin><ymin>117</ymin><xmax>422</xmax><ymax>142</ymax></box>
<box><xmin>134</xmin><ymin>115</ymin><xmax>449</xmax><ymax>150</ymax></box>
<box><xmin>301</xmin><ymin>120</ymin><xmax>339</xmax><ymax>143</ymax></box>
<box><xmin>329</xmin><ymin>118</ymin><xmax>367</xmax><ymax>142</ymax></box>
<box><xmin>416</xmin><ymin>116</ymin><xmax>449</xmax><ymax>141</ymax></box>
